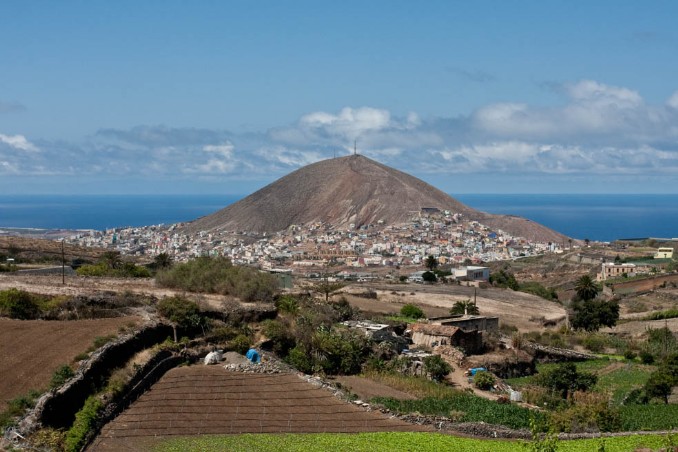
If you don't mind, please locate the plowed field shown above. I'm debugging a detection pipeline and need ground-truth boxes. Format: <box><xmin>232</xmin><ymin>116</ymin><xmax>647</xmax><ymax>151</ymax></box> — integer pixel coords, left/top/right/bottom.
<box><xmin>0</xmin><ymin>317</ymin><xmax>140</xmax><ymax>410</ymax></box>
<box><xmin>92</xmin><ymin>366</ymin><xmax>427</xmax><ymax>450</ymax></box>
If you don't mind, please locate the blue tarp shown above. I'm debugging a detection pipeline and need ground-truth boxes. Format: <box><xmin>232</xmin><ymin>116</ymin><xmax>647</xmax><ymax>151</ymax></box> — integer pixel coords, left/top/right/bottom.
<box><xmin>470</xmin><ymin>367</ymin><xmax>487</xmax><ymax>376</ymax></box>
<box><xmin>246</xmin><ymin>348</ymin><xmax>260</xmax><ymax>363</ymax></box>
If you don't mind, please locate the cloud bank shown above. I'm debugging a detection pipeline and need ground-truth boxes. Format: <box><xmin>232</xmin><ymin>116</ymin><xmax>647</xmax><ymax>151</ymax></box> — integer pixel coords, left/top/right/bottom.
<box><xmin>2</xmin><ymin>80</ymin><xmax>678</xmax><ymax>192</ymax></box>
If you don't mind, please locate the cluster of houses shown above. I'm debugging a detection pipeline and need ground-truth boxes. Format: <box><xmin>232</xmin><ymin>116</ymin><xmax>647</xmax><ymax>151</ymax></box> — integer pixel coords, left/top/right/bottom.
<box><xmin>344</xmin><ymin>313</ymin><xmax>499</xmax><ymax>357</ymax></box>
<box><xmin>597</xmin><ymin>247</ymin><xmax>674</xmax><ymax>282</ymax></box>
<box><xmin>64</xmin><ymin>209</ymin><xmax>563</xmax><ymax>273</ymax></box>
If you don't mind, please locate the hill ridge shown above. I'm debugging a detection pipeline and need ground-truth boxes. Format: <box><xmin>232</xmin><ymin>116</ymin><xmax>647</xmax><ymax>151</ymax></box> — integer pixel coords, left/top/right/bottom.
<box><xmin>184</xmin><ymin>154</ymin><xmax>568</xmax><ymax>243</ymax></box>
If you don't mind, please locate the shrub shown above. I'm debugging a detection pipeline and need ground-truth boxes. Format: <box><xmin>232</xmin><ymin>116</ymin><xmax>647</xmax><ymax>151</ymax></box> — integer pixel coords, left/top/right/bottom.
<box><xmin>400</xmin><ymin>304</ymin><xmax>424</xmax><ymax>319</ymax></box>
<box><xmin>0</xmin><ymin>389</ymin><xmax>41</xmax><ymax>429</ymax></box>
<box><xmin>286</xmin><ymin>344</ymin><xmax>313</xmax><ymax>374</ymax></box>
<box><xmin>623</xmin><ymin>349</ymin><xmax>637</xmax><ymax>360</ymax></box>
<box><xmin>275</xmin><ymin>295</ymin><xmax>299</xmax><ymax>314</ymax></box>
<box><xmin>423</xmin><ymin>355</ymin><xmax>452</xmax><ymax>381</ymax></box>
<box><xmin>0</xmin><ymin>288</ymin><xmax>41</xmax><ymax>319</ymax></box>
<box><xmin>156</xmin><ymin>256</ymin><xmax>279</xmax><ymax>301</ymax></box>
<box><xmin>50</xmin><ymin>365</ymin><xmax>75</xmax><ymax>389</ymax></box>
<box><xmin>262</xmin><ymin>320</ymin><xmax>296</xmax><ymax>356</ymax></box>
<box><xmin>230</xmin><ymin>334</ymin><xmax>251</xmax><ymax>355</ymax></box>
<box><xmin>65</xmin><ymin>396</ymin><xmax>103</xmax><ymax>452</ymax></box>
<box><xmin>549</xmin><ymin>391</ymin><xmax>621</xmax><ymax>433</ymax></box>
<box><xmin>639</xmin><ymin>350</ymin><xmax>655</xmax><ymax>364</ymax></box>
<box><xmin>582</xmin><ymin>334</ymin><xmax>607</xmax><ymax>353</ymax></box>
<box><xmin>474</xmin><ymin>371</ymin><xmax>495</xmax><ymax>390</ymax></box>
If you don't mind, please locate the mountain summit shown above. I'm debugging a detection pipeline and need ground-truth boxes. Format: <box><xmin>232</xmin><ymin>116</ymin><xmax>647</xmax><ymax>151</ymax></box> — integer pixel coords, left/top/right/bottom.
<box><xmin>185</xmin><ymin>155</ymin><xmax>568</xmax><ymax>242</ymax></box>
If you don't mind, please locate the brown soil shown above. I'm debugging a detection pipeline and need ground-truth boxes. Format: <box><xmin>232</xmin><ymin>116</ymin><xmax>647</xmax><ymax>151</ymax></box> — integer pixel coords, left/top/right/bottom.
<box><xmin>330</xmin><ymin>375</ymin><xmax>416</xmax><ymax>401</ymax></box>
<box><xmin>0</xmin><ymin>316</ymin><xmax>141</xmax><ymax>411</ymax></box>
<box><xmin>92</xmin><ymin>366</ymin><xmax>429</xmax><ymax>450</ymax></box>
<box><xmin>0</xmin><ymin>273</ymin><xmax>236</xmax><ymax>311</ymax></box>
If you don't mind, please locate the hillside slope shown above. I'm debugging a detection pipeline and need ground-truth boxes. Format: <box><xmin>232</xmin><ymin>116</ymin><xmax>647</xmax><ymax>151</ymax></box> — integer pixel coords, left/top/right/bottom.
<box><xmin>185</xmin><ymin>155</ymin><xmax>568</xmax><ymax>242</ymax></box>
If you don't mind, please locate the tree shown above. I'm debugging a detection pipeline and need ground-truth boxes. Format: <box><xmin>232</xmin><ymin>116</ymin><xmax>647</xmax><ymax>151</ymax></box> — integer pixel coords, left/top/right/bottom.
<box><xmin>571</xmin><ymin>299</ymin><xmax>620</xmax><ymax>331</ymax></box>
<box><xmin>644</xmin><ymin>370</ymin><xmax>674</xmax><ymax>404</ymax></box>
<box><xmin>153</xmin><ymin>252</ymin><xmax>173</xmax><ymax>270</ymax></box>
<box><xmin>423</xmin><ymin>355</ymin><xmax>451</xmax><ymax>381</ymax></box>
<box><xmin>312</xmin><ymin>278</ymin><xmax>345</xmax><ymax>303</ymax></box>
<box><xmin>157</xmin><ymin>296</ymin><xmax>203</xmax><ymax>342</ymax></box>
<box><xmin>422</xmin><ymin>271</ymin><xmax>437</xmax><ymax>283</ymax></box>
<box><xmin>537</xmin><ymin>362</ymin><xmax>597</xmax><ymax>399</ymax></box>
<box><xmin>425</xmin><ymin>255</ymin><xmax>438</xmax><ymax>272</ymax></box>
<box><xmin>100</xmin><ymin>251</ymin><xmax>123</xmax><ymax>270</ymax></box>
<box><xmin>450</xmin><ymin>299</ymin><xmax>479</xmax><ymax>316</ymax></box>
<box><xmin>574</xmin><ymin>275</ymin><xmax>599</xmax><ymax>301</ymax></box>
<box><xmin>490</xmin><ymin>269</ymin><xmax>519</xmax><ymax>290</ymax></box>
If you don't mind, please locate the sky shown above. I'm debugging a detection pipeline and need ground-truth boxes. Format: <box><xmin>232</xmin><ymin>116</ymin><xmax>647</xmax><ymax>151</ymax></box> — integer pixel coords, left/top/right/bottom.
<box><xmin>2</xmin><ymin>1</ymin><xmax>678</xmax><ymax>195</ymax></box>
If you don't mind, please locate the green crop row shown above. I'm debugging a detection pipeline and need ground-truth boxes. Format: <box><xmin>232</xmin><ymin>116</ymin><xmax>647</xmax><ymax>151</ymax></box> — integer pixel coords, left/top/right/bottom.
<box><xmin>154</xmin><ymin>432</ymin><xmax>675</xmax><ymax>452</ymax></box>
<box><xmin>372</xmin><ymin>395</ymin><xmax>545</xmax><ymax>430</ymax></box>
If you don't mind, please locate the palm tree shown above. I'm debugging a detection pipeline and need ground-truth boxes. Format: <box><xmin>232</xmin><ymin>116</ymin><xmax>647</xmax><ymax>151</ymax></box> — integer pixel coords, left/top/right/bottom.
<box><xmin>450</xmin><ymin>299</ymin><xmax>480</xmax><ymax>316</ymax></box>
<box><xmin>574</xmin><ymin>275</ymin><xmax>599</xmax><ymax>301</ymax></box>
<box><xmin>425</xmin><ymin>255</ymin><xmax>438</xmax><ymax>272</ymax></box>
<box><xmin>153</xmin><ymin>252</ymin><xmax>173</xmax><ymax>270</ymax></box>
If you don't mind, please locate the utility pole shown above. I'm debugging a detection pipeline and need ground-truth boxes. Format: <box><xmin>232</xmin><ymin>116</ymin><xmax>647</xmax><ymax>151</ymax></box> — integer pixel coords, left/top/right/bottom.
<box><xmin>61</xmin><ymin>239</ymin><xmax>65</xmax><ymax>285</ymax></box>
<box><xmin>354</xmin><ymin>140</ymin><xmax>357</xmax><ymax>155</ymax></box>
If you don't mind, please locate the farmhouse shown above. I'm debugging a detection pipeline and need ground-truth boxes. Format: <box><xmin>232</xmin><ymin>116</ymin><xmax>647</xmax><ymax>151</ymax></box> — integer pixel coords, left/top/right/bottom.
<box><xmin>409</xmin><ymin>323</ymin><xmax>483</xmax><ymax>354</ymax></box>
<box><xmin>430</xmin><ymin>315</ymin><xmax>499</xmax><ymax>333</ymax></box>
<box><xmin>453</xmin><ymin>266</ymin><xmax>490</xmax><ymax>282</ymax></box>
<box><xmin>655</xmin><ymin>247</ymin><xmax>674</xmax><ymax>259</ymax></box>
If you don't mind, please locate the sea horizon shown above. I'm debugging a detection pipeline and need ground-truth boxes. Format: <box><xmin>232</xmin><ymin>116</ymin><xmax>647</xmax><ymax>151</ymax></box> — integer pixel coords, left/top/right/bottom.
<box><xmin>1</xmin><ymin>193</ymin><xmax>677</xmax><ymax>243</ymax></box>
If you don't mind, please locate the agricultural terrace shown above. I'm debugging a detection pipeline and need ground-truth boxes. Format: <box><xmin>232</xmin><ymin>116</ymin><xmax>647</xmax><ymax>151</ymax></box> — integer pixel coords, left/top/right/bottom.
<box><xmin>0</xmin><ymin>316</ymin><xmax>140</xmax><ymax>411</ymax></box>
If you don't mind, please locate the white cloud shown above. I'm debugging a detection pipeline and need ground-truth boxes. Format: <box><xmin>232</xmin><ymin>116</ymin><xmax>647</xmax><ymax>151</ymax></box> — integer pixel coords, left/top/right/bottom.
<box><xmin>667</xmin><ymin>91</ymin><xmax>678</xmax><ymax>109</ymax></box>
<box><xmin>4</xmin><ymin>80</ymin><xmax>678</xmax><ymax>188</ymax></box>
<box><xmin>0</xmin><ymin>133</ymin><xmax>39</xmax><ymax>152</ymax></box>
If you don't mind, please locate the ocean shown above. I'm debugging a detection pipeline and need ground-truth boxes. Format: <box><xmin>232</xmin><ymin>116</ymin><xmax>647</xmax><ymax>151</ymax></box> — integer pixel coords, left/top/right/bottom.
<box><xmin>0</xmin><ymin>194</ymin><xmax>677</xmax><ymax>242</ymax></box>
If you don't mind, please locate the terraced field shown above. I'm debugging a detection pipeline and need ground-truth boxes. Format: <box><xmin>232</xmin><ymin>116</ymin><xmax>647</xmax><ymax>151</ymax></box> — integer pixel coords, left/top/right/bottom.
<box><xmin>0</xmin><ymin>316</ymin><xmax>140</xmax><ymax>411</ymax></box>
<box><xmin>92</xmin><ymin>366</ymin><xmax>428</xmax><ymax>450</ymax></box>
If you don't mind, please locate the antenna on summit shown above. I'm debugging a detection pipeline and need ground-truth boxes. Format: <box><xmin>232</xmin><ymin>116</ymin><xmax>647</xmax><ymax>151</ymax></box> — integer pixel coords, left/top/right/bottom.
<box><xmin>354</xmin><ymin>140</ymin><xmax>357</xmax><ymax>155</ymax></box>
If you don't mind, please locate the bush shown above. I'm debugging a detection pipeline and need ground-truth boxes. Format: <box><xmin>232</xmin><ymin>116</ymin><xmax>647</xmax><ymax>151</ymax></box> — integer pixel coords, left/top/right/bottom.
<box><xmin>623</xmin><ymin>349</ymin><xmax>637</xmax><ymax>360</ymax></box>
<box><xmin>400</xmin><ymin>304</ymin><xmax>424</xmax><ymax>319</ymax></box>
<box><xmin>262</xmin><ymin>320</ymin><xmax>296</xmax><ymax>357</ymax></box>
<box><xmin>423</xmin><ymin>355</ymin><xmax>451</xmax><ymax>381</ymax></box>
<box><xmin>230</xmin><ymin>334</ymin><xmax>251</xmax><ymax>355</ymax></box>
<box><xmin>0</xmin><ymin>389</ymin><xmax>41</xmax><ymax>429</ymax></box>
<box><xmin>474</xmin><ymin>371</ymin><xmax>495</xmax><ymax>390</ymax></box>
<box><xmin>65</xmin><ymin>396</ymin><xmax>103</xmax><ymax>452</ymax></box>
<box><xmin>0</xmin><ymin>288</ymin><xmax>41</xmax><ymax>319</ymax></box>
<box><xmin>639</xmin><ymin>350</ymin><xmax>655</xmax><ymax>364</ymax></box>
<box><xmin>50</xmin><ymin>364</ymin><xmax>75</xmax><ymax>389</ymax></box>
<box><xmin>549</xmin><ymin>391</ymin><xmax>621</xmax><ymax>433</ymax></box>
<box><xmin>582</xmin><ymin>334</ymin><xmax>607</xmax><ymax>353</ymax></box>
<box><xmin>156</xmin><ymin>256</ymin><xmax>279</xmax><ymax>301</ymax></box>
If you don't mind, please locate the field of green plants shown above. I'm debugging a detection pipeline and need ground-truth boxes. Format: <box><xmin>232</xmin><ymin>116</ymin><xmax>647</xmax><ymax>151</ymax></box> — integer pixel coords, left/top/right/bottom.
<box><xmin>154</xmin><ymin>432</ymin><xmax>675</xmax><ymax>452</ymax></box>
<box><xmin>506</xmin><ymin>358</ymin><xmax>654</xmax><ymax>403</ymax></box>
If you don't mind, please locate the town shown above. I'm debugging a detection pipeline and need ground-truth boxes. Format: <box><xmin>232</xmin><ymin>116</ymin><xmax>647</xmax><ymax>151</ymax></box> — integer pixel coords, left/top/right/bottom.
<box><xmin>65</xmin><ymin>208</ymin><xmax>564</xmax><ymax>274</ymax></box>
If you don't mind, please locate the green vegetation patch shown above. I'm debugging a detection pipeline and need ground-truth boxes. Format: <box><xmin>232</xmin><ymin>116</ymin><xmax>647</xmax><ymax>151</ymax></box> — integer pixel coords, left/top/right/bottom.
<box><xmin>155</xmin><ymin>256</ymin><xmax>278</xmax><ymax>301</ymax></box>
<box><xmin>619</xmin><ymin>404</ymin><xmax>678</xmax><ymax>431</ymax></box>
<box><xmin>372</xmin><ymin>395</ymin><xmax>543</xmax><ymax>430</ymax></box>
<box><xmin>153</xmin><ymin>432</ymin><xmax>673</xmax><ymax>452</ymax></box>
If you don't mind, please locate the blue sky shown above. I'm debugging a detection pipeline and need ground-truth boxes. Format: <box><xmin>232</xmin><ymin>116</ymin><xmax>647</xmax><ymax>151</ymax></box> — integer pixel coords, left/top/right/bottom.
<box><xmin>2</xmin><ymin>1</ymin><xmax>678</xmax><ymax>194</ymax></box>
